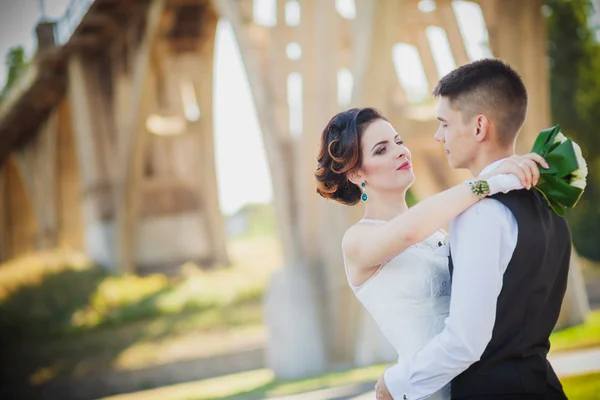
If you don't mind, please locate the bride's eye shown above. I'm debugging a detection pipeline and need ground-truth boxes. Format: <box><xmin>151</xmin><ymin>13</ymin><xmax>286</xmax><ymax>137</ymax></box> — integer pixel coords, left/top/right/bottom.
<box><xmin>376</xmin><ymin>146</ymin><xmax>386</xmax><ymax>155</ymax></box>
<box><xmin>396</xmin><ymin>140</ymin><xmax>404</xmax><ymax>146</ymax></box>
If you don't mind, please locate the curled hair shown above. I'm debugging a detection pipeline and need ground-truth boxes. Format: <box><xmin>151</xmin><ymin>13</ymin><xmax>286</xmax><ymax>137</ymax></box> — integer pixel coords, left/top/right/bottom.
<box><xmin>315</xmin><ymin>108</ymin><xmax>386</xmax><ymax>205</ymax></box>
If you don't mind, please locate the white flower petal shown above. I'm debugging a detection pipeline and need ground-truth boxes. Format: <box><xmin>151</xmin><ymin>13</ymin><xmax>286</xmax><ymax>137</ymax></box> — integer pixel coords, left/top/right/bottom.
<box><xmin>554</xmin><ymin>132</ymin><xmax>568</xmax><ymax>144</ymax></box>
<box><xmin>567</xmin><ymin>140</ymin><xmax>587</xmax><ymax>191</ymax></box>
<box><xmin>571</xmin><ymin>178</ymin><xmax>586</xmax><ymax>190</ymax></box>
<box><xmin>571</xmin><ymin>141</ymin><xmax>588</xmax><ymax>175</ymax></box>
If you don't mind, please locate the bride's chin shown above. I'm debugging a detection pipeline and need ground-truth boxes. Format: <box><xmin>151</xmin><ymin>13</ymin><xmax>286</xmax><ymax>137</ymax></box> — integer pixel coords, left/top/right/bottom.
<box><xmin>395</xmin><ymin>180</ymin><xmax>414</xmax><ymax>192</ymax></box>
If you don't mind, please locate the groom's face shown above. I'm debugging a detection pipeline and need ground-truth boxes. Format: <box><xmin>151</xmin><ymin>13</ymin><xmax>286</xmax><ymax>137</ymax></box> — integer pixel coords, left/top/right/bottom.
<box><xmin>434</xmin><ymin>97</ymin><xmax>478</xmax><ymax>169</ymax></box>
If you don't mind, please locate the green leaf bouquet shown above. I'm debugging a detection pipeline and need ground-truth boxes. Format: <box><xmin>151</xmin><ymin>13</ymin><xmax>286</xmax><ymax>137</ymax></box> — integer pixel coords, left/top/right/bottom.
<box><xmin>531</xmin><ymin>125</ymin><xmax>588</xmax><ymax>216</ymax></box>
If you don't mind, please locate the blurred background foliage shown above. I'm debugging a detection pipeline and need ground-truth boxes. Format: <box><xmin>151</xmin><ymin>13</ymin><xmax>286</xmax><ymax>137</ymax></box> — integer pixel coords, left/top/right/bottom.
<box><xmin>546</xmin><ymin>0</ymin><xmax>600</xmax><ymax>261</ymax></box>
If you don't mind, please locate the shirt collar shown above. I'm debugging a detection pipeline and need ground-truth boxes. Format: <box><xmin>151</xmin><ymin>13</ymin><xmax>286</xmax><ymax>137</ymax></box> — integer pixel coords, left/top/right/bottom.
<box><xmin>479</xmin><ymin>158</ymin><xmax>508</xmax><ymax>177</ymax></box>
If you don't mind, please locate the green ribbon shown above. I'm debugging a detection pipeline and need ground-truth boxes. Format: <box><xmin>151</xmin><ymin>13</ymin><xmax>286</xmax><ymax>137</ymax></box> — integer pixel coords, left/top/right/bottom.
<box><xmin>531</xmin><ymin>125</ymin><xmax>584</xmax><ymax>216</ymax></box>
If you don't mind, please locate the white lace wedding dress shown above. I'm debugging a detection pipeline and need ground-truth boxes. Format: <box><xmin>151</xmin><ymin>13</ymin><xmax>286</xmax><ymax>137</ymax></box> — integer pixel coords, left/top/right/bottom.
<box><xmin>344</xmin><ymin>219</ymin><xmax>452</xmax><ymax>400</ymax></box>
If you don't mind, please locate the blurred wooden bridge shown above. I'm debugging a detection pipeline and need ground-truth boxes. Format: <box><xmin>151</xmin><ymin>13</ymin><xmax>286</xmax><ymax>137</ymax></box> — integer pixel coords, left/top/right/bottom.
<box><xmin>0</xmin><ymin>0</ymin><xmax>588</xmax><ymax>379</ymax></box>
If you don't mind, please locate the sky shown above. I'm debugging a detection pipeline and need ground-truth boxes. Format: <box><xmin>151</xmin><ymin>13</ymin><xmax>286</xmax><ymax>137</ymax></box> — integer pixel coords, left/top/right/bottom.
<box><xmin>0</xmin><ymin>0</ymin><xmax>493</xmax><ymax>215</ymax></box>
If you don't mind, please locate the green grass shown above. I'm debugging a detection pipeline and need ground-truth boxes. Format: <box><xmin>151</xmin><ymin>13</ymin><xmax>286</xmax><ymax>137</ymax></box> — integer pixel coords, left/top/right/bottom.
<box><xmin>98</xmin><ymin>367</ymin><xmax>600</xmax><ymax>400</ymax></box>
<box><xmin>0</xmin><ymin>235</ymin><xmax>281</xmax><ymax>393</ymax></box>
<box><xmin>550</xmin><ymin>309</ymin><xmax>600</xmax><ymax>352</ymax></box>
<box><xmin>0</xmin><ymin>235</ymin><xmax>280</xmax><ymax>341</ymax></box>
<box><xmin>562</xmin><ymin>372</ymin><xmax>600</xmax><ymax>400</ymax></box>
<box><xmin>99</xmin><ymin>364</ymin><xmax>387</xmax><ymax>400</ymax></box>
<box><xmin>220</xmin><ymin>364</ymin><xmax>384</xmax><ymax>400</ymax></box>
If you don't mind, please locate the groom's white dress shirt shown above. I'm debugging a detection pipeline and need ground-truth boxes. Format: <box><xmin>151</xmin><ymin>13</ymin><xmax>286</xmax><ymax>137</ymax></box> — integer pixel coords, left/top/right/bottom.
<box><xmin>383</xmin><ymin>160</ymin><xmax>520</xmax><ymax>400</ymax></box>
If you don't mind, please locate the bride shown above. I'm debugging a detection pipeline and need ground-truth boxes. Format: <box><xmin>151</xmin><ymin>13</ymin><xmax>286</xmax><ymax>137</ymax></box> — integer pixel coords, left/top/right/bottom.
<box><xmin>314</xmin><ymin>107</ymin><xmax>546</xmax><ymax>399</ymax></box>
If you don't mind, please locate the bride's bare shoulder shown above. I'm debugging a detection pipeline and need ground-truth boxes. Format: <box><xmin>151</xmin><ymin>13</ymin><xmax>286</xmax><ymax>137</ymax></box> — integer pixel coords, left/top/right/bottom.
<box><xmin>342</xmin><ymin>221</ymin><xmax>376</xmax><ymax>256</ymax></box>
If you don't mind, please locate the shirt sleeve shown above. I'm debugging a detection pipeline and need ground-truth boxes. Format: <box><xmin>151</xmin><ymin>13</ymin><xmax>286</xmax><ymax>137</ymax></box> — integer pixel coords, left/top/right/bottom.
<box><xmin>383</xmin><ymin>199</ymin><xmax>518</xmax><ymax>400</ymax></box>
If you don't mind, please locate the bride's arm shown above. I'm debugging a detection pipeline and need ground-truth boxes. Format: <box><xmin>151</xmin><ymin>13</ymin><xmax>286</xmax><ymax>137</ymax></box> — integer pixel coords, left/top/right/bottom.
<box><xmin>343</xmin><ymin>153</ymin><xmax>548</xmax><ymax>268</ymax></box>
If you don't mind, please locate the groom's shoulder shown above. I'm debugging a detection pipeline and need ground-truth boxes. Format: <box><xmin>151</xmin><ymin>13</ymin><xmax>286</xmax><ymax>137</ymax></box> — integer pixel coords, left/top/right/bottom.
<box><xmin>455</xmin><ymin>197</ymin><xmax>515</xmax><ymax>227</ymax></box>
<box><xmin>491</xmin><ymin>189</ymin><xmax>550</xmax><ymax>216</ymax></box>
<box><xmin>490</xmin><ymin>188</ymin><xmax>532</xmax><ymax>201</ymax></box>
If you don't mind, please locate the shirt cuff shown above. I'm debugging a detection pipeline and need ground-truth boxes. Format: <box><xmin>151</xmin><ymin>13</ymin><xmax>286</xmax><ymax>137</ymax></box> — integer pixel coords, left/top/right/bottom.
<box><xmin>384</xmin><ymin>363</ymin><xmax>434</xmax><ymax>400</ymax></box>
<box><xmin>383</xmin><ymin>363</ymin><xmax>410</xmax><ymax>400</ymax></box>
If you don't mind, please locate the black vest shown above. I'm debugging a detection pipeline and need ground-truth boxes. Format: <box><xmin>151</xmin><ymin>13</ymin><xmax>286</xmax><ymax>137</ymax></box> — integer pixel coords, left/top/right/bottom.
<box><xmin>448</xmin><ymin>190</ymin><xmax>571</xmax><ymax>399</ymax></box>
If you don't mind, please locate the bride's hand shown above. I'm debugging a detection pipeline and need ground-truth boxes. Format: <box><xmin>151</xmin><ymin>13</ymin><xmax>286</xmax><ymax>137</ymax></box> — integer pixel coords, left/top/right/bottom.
<box><xmin>482</xmin><ymin>153</ymin><xmax>549</xmax><ymax>189</ymax></box>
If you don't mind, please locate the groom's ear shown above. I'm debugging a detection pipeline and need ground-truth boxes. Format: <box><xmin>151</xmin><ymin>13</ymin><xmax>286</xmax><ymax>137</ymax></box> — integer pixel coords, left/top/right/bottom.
<box><xmin>474</xmin><ymin>115</ymin><xmax>490</xmax><ymax>142</ymax></box>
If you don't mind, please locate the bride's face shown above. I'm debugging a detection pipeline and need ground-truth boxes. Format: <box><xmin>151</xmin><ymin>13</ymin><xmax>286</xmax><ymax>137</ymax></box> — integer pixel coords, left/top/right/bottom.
<box><xmin>355</xmin><ymin>119</ymin><xmax>415</xmax><ymax>193</ymax></box>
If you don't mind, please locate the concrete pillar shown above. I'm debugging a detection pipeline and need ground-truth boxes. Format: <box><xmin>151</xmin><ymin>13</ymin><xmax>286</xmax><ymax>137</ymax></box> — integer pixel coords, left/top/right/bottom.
<box><xmin>115</xmin><ymin>0</ymin><xmax>166</xmax><ymax>273</ymax></box>
<box><xmin>12</xmin><ymin>110</ymin><xmax>59</xmax><ymax>250</ymax></box>
<box><xmin>3</xmin><ymin>158</ymin><xmax>38</xmax><ymax>258</ymax></box>
<box><xmin>56</xmin><ymin>100</ymin><xmax>84</xmax><ymax>250</ymax></box>
<box><xmin>68</xmin><ymin>54</ymin><xmax>118</xmax><ymax>268</ymax></box>
<box><xmin>213</xmin><ymin>0</ymin><xmax>300</xmax><ymax>266</ymax></box>
<box><xmin>184</xmin><ymin>17</ymin><xmax>230</xmax><ymax>266</ymax></box>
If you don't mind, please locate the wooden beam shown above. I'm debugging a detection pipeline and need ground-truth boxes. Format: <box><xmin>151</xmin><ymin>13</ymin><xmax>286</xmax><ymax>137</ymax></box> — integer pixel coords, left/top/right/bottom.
<box><xmin>13</xmin><ymin>149</ymin><xmax>36</xmax><ymax>209</ymax></box>
<box><xmin>112</xmin><ymin>51</ymin><xmax>132</xmax><ymax>156</ymax></box>
<box><xmin>212</xmin><ymin>0</ymin><xmax>300</xmax><ymax>265</ymax></box>
<box><xmin>11</xmin><ymin>109</ymin><xmax>60</xmax><ymax>249</ymax></box>
<box><xmin>478</xmin><ymin>0</ymin><xmax>501</xmax><ymax>56</ymax></box>
<box><xmin>55</xmin><ymin>99</ymin><xmax>84</xmax><ymax>250</ymax></box>
<box><xmin>175</xmin><ymin>6</ymin><xmax>229</xmax><ymax>266</ymax></box>
<box><xmin>298</xmin><ymin>0</ymin><xmax>342</xmax><ymax>264</ymax></box>
<box><xmin>4</xmin><ymin>156</ymin><xmax>38</xmax><ymax>257</ymax></box>
<box><xmin>67</xmin><ymin>56</ymin><xmax>112</xmax><ymax>197</ymax></box>
<box><xmin>436</xmin><ymin>0</ymin><xmax>470</xmax><ymax>66</ymax></box>
<box><xmin>351</xmin><ymin>0</ymin><xmax>408</xmax><ymax>110</ymax></box>
<box><xmin>413</xmin><ymin>27</ymin><xmax>439</xmax><ymax>92</ymax></box>
<box><xmin>268</xmin><ymin>0</ymin><xmax>291</xmax><ymax>143</ymax></box>
<box><xmin>480</xmin><ymin>0</ymin><xmax>550</xmax><ymax>150</ymax></box>
<box><xmin>186</xmin><ymin>53</ymin><xmax>230</xmax><ymax>266</ymax></box>
<box><xmin>516</xmin><ymin>0</ymin><xmax>551</xmax><ymax>150</ymax></box>
<box><xmin>38</xmin><ymin>111</ymin><xmax>59</xmax><ymax>248</ymax></box>
<box><xmin>81</xmin><ymin>13</ymin><xmax>121</xmax><ymax>36</ymax></box>
<box><xmin>115</xmin><ymin>0</ymin><xmax>167</xmax><ymax>273</ymax></box>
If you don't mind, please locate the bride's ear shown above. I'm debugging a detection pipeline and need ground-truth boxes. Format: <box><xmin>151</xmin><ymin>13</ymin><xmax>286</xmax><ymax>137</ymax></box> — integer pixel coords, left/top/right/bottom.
<box><xmin>474</xmin><ymin>115</ymin><xmax>490</xmax><ymax>142</ymax></box>
<box><xmin>347</xmin><ymin>169</ymin><xmax>363</xmax><ymax>187</ymax></box>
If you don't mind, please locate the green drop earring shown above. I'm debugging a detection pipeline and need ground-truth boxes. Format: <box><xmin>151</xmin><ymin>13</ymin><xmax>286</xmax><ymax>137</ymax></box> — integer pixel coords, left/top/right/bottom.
<box><xmin>361</xmin><ymin>182</ymin><xmax>367</xmax><ymax>202</ymax></box>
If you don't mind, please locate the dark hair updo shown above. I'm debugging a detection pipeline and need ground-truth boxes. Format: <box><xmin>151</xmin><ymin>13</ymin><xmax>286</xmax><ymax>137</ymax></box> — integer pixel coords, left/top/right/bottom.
<box><xmin>315</xmin><ymin>107</ymin><xmax>386</xmax><ymax>205</ymax></box>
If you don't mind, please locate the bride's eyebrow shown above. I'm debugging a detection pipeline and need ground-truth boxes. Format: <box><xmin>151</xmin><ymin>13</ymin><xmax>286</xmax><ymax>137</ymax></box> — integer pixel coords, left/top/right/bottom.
<box><xmin>370</xmin><ymin>140</ymin><xmax>388</xmax><ymax>151</ymax></box>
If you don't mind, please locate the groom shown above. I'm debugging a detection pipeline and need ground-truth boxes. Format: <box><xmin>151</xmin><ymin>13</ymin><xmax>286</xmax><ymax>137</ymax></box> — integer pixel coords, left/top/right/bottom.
<box><xmin>375</xmin><ymin>59</ymin><xmax>571</xmax><ymax>400</ymax></box>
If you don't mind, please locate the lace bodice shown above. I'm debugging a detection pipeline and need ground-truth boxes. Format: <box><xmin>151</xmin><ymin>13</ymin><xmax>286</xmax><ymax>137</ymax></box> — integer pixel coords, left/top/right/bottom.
<box><xmin>344</xmin><ymin>219</ymin><xmax>452</xmax><ymax>399</ymax></box>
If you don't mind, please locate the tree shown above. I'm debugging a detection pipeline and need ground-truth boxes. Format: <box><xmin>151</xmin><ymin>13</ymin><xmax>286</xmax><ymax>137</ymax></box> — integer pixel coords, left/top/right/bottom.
<box><xmin>546</xmin><ymin>0</ymin><xmax>600</xmax><ymax>261</ymax></box>
<box><xmin>1</xmin><ymin>46</ymin><xmax>28</xmax><ymax>100</ymax></box>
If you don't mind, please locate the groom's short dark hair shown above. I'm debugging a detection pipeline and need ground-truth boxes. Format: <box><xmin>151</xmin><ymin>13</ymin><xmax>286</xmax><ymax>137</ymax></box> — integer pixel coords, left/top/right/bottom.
<box><xmin>433</xmin><ymin>58</ymin><xmax>528</xmax><ymax>145</ymax></box>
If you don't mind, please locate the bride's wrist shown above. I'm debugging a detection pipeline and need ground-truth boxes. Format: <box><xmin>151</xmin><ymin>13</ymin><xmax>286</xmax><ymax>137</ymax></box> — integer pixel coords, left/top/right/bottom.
<box><xmin>465</xmin><ymin>179</ymin><xmax>491</xmax><ymax>199</ymax></box>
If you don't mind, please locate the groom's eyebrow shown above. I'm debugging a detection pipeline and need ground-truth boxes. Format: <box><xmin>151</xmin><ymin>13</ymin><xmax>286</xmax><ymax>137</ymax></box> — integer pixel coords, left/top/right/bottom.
<box><xmin>437</xmin><ymin>116</ymin><xmax>448</xmax><ymax>122</ymax></box>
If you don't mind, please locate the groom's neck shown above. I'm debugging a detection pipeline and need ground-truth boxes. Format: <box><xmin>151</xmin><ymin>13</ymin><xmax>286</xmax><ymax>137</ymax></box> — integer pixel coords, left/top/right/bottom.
<box><xmin>469</xmin><ymin>146</ymin><xmax>515</xmax><ymax>177</ymax></box>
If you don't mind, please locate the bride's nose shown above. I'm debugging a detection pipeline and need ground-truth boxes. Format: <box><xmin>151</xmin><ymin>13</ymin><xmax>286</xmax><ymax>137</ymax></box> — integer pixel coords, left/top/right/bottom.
<box><xmin>395</xmin><ymin>145</ymin><xmax>409</xmax><ymax>159</ymax></box>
